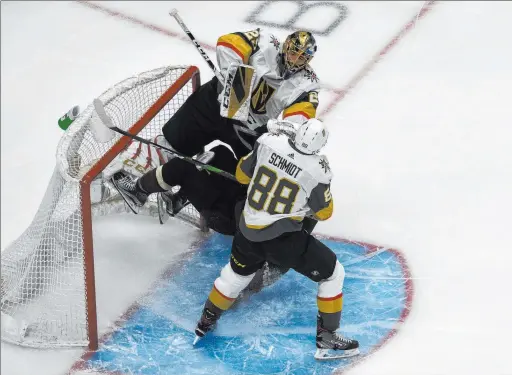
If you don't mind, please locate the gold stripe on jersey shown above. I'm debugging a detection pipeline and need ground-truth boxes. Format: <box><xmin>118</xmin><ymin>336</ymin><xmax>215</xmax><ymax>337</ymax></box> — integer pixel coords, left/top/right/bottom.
<box><xmin>282</xmin><ymin>101</ymin><xmax>316</xmax><ymax>120</ymax></box>
<box><xmin>217</xmin><ymin>33</ymin><xmax>253</xmax><ymax>64</ymax></box>
<box><xmin>236</xmin><ymin>157</ymin><xmax>252</xmax><ymax>185</ymax></box>
<box><xmin>243</xmin><ymin>213</ymin><xmax>304</xmax><ymax>229</ymax></box>
<box><xmin>314</xmin><ymin>199</ymin><xmax>334</xmax><ymax>221</ymax></box>
<box><xmin>317</xmin><ymin>293</ymin><xmax>343</xmax><ymax>314</ymax></box>
<box><xmin>245</xmin><ymin>222</ymin><xmax>268</xmax><ymax>229</ymax></box>
<box><xmin>209</xmin><ymin>285</ymin><xmax>236</xmax><ymax>311</ymax></box>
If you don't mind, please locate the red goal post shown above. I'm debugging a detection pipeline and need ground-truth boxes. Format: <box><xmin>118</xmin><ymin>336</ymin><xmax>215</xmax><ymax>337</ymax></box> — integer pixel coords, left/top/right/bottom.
<box><xmin>1</xmin><ymin>65</ymin><xmax>201</xmax><ymax>350</ymax></box>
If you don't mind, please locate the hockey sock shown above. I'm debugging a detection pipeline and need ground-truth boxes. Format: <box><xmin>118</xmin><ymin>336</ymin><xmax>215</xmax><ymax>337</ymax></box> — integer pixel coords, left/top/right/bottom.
<box><xmin>317</xmin><ymin>310</ymin><xmax>342</xmax><ymax>332</ymax></box>
<box><xmin>207</xmin><ymin>285</ymin><xmax>237</xmax><ymax>312</ymax></box>
<box><xmin>138</xmin><ymin>168</ymin><xmax>169</xmax><ymax>193</ymax></box>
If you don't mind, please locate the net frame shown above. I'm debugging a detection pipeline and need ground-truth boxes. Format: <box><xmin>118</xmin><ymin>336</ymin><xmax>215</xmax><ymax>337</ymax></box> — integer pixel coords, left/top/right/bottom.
<box><xmin>1</xmin><ymin>65</ymin><xmax>201</xmax><ymax>350</ymax></box>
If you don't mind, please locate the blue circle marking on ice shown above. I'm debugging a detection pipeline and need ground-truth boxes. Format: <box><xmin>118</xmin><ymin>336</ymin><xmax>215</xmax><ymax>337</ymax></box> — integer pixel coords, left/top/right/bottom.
<box><xmin>84</xmin><ymin>233</ymin><xmax>411</xmax><ymax>375</ymax></box>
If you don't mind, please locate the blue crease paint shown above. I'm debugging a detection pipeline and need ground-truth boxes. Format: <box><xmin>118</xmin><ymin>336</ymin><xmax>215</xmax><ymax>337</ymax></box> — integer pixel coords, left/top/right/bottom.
<box><xmin>84</xmin><ymin>233</ymin><xmax>410</xmax><ymax>375</ymax></box>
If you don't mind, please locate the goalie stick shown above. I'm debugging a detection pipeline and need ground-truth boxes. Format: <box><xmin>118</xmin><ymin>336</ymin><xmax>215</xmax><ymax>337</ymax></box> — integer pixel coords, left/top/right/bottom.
<box><xmin>169</xmin><ymin>8</ymin><xmax>222</xmax><ymax>82</ymax></box>
<box><xmin>90</xmin><ymin>98</ymin><xmax>239</xmax><ymax>183</ymax></box>
<box><xmin>169</xmin><ymin>9</ymin><xmax>257</xmax><ymax>125</ymax></box>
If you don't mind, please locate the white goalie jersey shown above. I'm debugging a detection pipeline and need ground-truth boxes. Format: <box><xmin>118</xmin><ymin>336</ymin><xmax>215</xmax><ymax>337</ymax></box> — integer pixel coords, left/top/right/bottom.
<box><xmin>235</xmin><ymin>133</ymin><xmax>333</xmax><ymax>242</ymax></box>
<box><xmin>216</xmin><ymin>28</ymin><xmax>321</xmax><ymax>130</ymax></box>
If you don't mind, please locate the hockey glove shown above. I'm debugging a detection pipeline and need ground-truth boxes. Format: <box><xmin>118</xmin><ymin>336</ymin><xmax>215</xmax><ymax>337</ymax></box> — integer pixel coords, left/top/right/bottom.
<box><xmin>267</xmin><ymin>119</ymin><xmax>300</xmax><ymax>139</ymax></box>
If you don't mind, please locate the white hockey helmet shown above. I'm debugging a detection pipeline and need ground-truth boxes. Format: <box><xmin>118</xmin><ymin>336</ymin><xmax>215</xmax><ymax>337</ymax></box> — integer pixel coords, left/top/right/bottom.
<box><xmin>293</xmin><ymin>118</ymin><xmax>329</xmax><ymax>154</ymax></box>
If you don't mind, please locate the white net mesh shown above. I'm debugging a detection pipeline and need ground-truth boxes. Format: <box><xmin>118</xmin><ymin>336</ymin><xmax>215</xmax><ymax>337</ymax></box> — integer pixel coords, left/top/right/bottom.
<box><xmin>1</xmin><ymin>66</ymin><xmax>201</xmax><ymax>348</ymax></box>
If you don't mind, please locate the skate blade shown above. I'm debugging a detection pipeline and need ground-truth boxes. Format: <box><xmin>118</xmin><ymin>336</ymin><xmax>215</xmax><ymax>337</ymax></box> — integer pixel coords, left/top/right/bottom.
<box><xmin>314</xmin><ymin>348</ymin><xmax>360</xmax><ymax>360</ymax></box>
<box><xmin>157</xmin><ymin>193</ymin><xmax>170</xmax><ymax>224</ymax></box>
<box><xmin>192</xmin><ymin>335</ymin><xmax>202</xmax><ymax>346</ymax></box>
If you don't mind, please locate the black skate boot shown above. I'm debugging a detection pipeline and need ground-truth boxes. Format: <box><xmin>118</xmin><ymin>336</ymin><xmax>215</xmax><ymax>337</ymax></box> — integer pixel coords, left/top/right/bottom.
<box><xmin>156</xmin><ymin>190</ymin><xmax>190</xmax><ymax>224</ymax></box>
<box><xmin>161</xmin><ymin>190</ymin><xmax>189</xmax><ymax>216</ymax></box>
<box><xmin>156</xmin><ymin>150</ymin><xmax>212</xmax><ymax>225</ymax></box>
<box><xmin>110</xmin><ymin>172</ymin><xmax>149</xmax><ymax>214</ymax></box>
<box><xmin>315</xmin><ymin>316</ymin><xmax>360</xmax><ymax>360</ymax></box>
<box><xmin>193</xmin><ymin>307</ymin><xmax>220</xmax><ymax>345</ymax></box>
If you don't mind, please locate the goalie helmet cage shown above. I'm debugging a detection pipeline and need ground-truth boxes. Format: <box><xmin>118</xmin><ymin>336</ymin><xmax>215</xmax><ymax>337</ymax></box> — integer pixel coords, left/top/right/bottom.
<box><xmin>0</xmin><ymin>65</ymin><xmax>201</xmax><ymax>350</ymax></box>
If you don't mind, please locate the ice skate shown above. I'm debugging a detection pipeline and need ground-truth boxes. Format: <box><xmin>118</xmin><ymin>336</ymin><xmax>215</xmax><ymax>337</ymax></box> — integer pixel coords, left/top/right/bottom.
<box><xmin>193</xmin><ymin>307</ymin><xmax>219</xmax><ymax>345</ymax></box>
<box><xmin>157</xmin><ymin>191</ymin><xmax>190</xmax><ymax>224</ymax></box>
<box><xmin>110</xmin><ymin>172</ymin><xmax>148</xmax><ymax>214</ymax></box>
<box><xmin>315</xmin><ymin>325</ymin><xmax>360</xmax><ymax>360</ymax></box>
<box><xmin>161</xmin><ymin>191</ymin><xmax>190</xmax><ymax>216</ymax></box>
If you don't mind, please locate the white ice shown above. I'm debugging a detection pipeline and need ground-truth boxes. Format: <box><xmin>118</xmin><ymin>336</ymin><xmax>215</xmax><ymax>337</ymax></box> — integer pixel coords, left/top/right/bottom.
<box><xmin>2</xmin><ymin>1</ymin><xmax>512</xmax><ymax>374</ymax></box>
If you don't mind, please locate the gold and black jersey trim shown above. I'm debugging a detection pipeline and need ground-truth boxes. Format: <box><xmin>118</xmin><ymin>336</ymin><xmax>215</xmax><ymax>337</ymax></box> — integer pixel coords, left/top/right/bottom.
<box><xmin>236</xmin><ymin>156</ymin><xmax>252</xmax><ymax>185</ymax></box>
<box><xmin>283</xmin><ymin>101</ymin><xmax>317</xmax><ymax>120</ymax></box>
<box><xmin>282</xmin><ymin>90</ymin><xmax>319</xmax><ymax>120</ymax></box>
<box><xmin>313</xmin><ymin>199</ymin><xmax>334</xmax><ymax>221</ymax></box>
<box><xmin>217</xmin><ymin>31</ymin><xmax>260</xmax><ymax>64</ymax></box>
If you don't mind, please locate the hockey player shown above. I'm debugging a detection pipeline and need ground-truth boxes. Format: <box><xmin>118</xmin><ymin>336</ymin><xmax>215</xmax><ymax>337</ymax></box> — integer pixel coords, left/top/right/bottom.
<box><xmin>112</xmin><ymin>28</ymin><xmax>320</xmax><ymax>212</ymax></box>
<box><xmin>166</xmin><ymin>28</ymin><xmax>320</xmax><ymax>157</ymax></box>
<box><xmin>193</xmin><ymin>119</ymin><xmax>360</xmax><ymax>360</ymax></box>
<box><xmin>110</xmin><ymin>141</ymin><xmax>246</xmax><ymax>235</ymax></box>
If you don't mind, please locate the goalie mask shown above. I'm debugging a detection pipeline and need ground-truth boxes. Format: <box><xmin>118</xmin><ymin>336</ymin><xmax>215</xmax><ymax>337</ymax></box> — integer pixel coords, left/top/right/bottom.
<box><xmin>280</xmin><ymin>31</ymin><xmax>317</xmax><ymax>79</ymax></box>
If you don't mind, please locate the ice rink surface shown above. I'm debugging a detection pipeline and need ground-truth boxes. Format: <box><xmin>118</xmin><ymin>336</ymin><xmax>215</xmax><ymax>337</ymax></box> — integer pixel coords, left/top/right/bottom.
<box><xmin>2</xmin><ymin>1</ymin><xmax>512</xmax><ymax>374</ymax></box>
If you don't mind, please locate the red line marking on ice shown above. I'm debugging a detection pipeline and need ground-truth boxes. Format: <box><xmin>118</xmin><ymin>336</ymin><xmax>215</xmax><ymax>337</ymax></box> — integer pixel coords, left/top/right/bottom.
<box><xmin>317</xmin><ymin>234</ymin><xmax>415</xmax><ymax>375</ymax></box>
<box><xmin>75</xmin><ymin>0</ymin><xmax>435</xmax><ymax>119</ymax></box>
<box><xmin>76</xmin><ymin>1</ymin><xmax>215</xmax><ymax>51</ymax></box>
<box><xmin>68</xmin><ymin>234</ymin><xmax>414</xmax><ymax>375</ymax></box>
<box><xmin>67</xmin><ymin>237</ymin><xmax>209</xmax><ymax>375</ymax></box>
<box><xmin>67</xmin><ymin>1</ymin><xmax>433</xmax><ymax>373</ymax></box>
<box><xmin>319</xmin><ymin>0</ymin><xmax>437</xmax><ymax>118</ymax></box>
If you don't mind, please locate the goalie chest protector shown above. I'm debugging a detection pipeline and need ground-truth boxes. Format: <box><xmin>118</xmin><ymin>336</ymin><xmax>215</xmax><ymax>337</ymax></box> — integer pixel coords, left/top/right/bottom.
<box><xmin>217</xmin><ymin>29</ymin><xmax>321</xmax><ymax>130</ymax></box>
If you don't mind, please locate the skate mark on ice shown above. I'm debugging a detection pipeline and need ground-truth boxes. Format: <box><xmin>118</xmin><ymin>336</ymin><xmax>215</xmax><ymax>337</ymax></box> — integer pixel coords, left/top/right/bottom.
<box><xmin>73</xmin><ymin>233</ymin><xmax>413</xmax><ymax>375</ymax></box>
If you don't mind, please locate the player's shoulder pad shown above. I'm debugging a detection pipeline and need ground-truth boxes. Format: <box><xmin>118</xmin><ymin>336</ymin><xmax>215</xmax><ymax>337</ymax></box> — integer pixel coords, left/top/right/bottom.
<box><xmin>255</xmin><ymin>132</ymin><xmax>274</xmax><ymax>146</ymax></box>
<box><xmin>233</xmin><ymin>28</ymin><xmax>262</xmax><ymax>52</ymax></box>
<box><xmin>258</xmin><ymin>29</ymin><xmax>281</xmax><ymax>53</ymax></box>
<box><xmin>256</xmin><ymin>132</ymin><xmax>289</xmax><ymax>155</ymax></box>
<box><xmin>313</xmin><ymin>154</ymin><xmax>333</xmax><ymax>184</ymax></box>
<box><xmin>289</xmin><ymin>66</ymin><xmax>321</xmax><ymax>91</ymax></box>
<box><xmin>217</xmin><ymin>28</ymin><xmax>262</xmax><ymax>63</ymax></box>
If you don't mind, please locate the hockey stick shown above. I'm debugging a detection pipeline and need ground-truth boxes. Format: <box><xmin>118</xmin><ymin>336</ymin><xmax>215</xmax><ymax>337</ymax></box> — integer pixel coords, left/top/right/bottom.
<box><xmin>169</xmin><ymin>8</ymin><xmax>224</xmax><ymax>82</ymax></box>
<box><xmin>169</xmin><ymin>9</ymin><xmax>257</xmax><ymax>125</ymax></box>
<box><xmin>91</xmin><ymin>99</ymin><xmax>239</xmax><ymax>182</ymax></box>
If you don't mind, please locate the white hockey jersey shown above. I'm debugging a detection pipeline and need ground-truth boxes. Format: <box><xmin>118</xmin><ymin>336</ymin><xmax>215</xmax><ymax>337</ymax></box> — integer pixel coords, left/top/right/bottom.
<box><xmin>236</xmin><ymin>133</ymin><xmax>333</xmax><ymax>242</ymax></box>
<box><xmin>216</xmin><ymin>29</ymin><xmax>321</xmax><ymax>130</ymax></box>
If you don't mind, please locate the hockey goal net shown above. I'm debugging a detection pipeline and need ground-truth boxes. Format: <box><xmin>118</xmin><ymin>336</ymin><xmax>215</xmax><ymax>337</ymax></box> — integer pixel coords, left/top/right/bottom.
<box><xmin>1</xmin><ymin>65</ymin><xmax>201</xmax><ymax>350</ymax></box>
